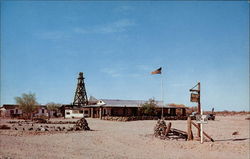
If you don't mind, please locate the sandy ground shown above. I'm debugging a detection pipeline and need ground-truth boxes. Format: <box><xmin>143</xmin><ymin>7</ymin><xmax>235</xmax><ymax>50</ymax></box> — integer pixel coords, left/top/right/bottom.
<box><xmin>0</xmin><ymin>115</ymin><xmax>249</xmax><ymax>159</ymax></box>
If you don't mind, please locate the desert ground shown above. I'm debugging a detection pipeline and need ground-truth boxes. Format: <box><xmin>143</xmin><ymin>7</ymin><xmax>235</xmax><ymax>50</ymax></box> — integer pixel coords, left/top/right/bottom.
<box><xmin>0</xmin><ymin>115</ymin><xmax>249</xmax><ymax>159</ymax></box>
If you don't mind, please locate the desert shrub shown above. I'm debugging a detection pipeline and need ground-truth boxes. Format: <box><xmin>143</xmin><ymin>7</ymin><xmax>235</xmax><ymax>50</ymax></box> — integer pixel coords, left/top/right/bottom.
<box><xmin>139</xmin><ymin>99</ymin><xmax>158</xmax><ymax>116</ymax></box>
<box><xmin>15</xmin><ymin>93</ymin><xmax>38</xmax><ymax>119</ymax></box>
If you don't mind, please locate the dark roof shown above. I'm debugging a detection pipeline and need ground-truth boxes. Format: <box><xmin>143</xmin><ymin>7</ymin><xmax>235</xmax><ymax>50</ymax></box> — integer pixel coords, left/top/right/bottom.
<box><xmin>61</xmin><ymin>100</ymin><xmax>188</xmax><ymax>109</ymax></box>
<box><xmin>2</xmin><ymin>104</ymin><xmax>18</xmax><ymax>109</ymax></box>
<box><xmin>101</xmin><ymin>99</ymin><xmax>145</xmax><ymax>107</ymax></box>
<box><xmin>100</xmin><ymin>99</ymin><xmax>164</xmax><ymax>108</ymax></box>
<box><xmin>160</xmin><ymin>105</ymin><xmax>189</xmax><ymax>109</ymax></box>
<box><xmin>62</xmin><ymin>104</ymin><xmax>105</xmax><ymax>108</ymax></box>
<box><xmin>89</xmin><ymin>96</ymin><xmax>98</xmax><ymax>102</ymax></box>
<box><xmin>2</xmin><ymin>104</ymin><xmax>47</xmax><ymax>109</ymax></box>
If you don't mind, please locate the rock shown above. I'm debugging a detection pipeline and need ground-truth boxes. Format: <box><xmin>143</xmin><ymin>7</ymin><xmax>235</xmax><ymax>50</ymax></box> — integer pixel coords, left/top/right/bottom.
<box><xmin>0</xmin><ymin>125</ymin><xmax>11</xmax><ymax>129</ymax></box>
<box><xmin>154</xmin><ymin>119</ymin><xmax>167</xmax><ymax>137</ymax></box>
<box><xmin>34</xmin><ymin>118</ymin><xmax>47</xmax><ymax>124</ymax></box>
<box><xmin>67</xmin><ymin>127</ymin><xmax>73</xmax><ymax>131</ymax></box>
<box><xmin>72</xmin><ymin>117</ymin><xmax>90</xmax><ymax>131</ymax></box>
<box><xmin>232</xmin><ymin>131</ymin><xmax>239</xmax><ymax>135</ymax></box>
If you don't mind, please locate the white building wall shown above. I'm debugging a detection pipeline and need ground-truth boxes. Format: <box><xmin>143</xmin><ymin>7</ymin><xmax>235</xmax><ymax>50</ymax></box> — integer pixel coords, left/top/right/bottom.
<box><xmin>35</xmin><ymin>108</ymin><xmax>48</xmax><ymax>117</ymax></box>
<box><xmin>65</xmin><ymin>109</ymin><xmax>84</xmax><ymax>118</ymax></box>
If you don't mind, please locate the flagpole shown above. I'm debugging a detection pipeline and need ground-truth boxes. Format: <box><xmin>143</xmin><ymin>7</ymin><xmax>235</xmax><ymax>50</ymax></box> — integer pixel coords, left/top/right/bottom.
<box><xmin>161</xmin><ymin>72</ymin><xmax>164</xmax><ymax>119</ymax></box>
<box><xmin>151</xmin><ymin>67</ymin><xmax>164</xmax><ymax>119</ymax></box>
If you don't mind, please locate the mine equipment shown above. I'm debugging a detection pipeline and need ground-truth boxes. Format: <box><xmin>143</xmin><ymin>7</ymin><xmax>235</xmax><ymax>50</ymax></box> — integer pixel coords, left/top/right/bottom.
<box><xmin>73</xmin><ymin>72</ymin><xmax>88</xmax><ymax>106</ymax></box>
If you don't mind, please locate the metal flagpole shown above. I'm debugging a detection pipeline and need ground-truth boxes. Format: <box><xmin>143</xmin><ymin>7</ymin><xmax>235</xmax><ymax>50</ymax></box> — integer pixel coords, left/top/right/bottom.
<box><xmin>161</xmin><ymin>72</ymin><xmax>164</xmax><ymax>119</ymax></box>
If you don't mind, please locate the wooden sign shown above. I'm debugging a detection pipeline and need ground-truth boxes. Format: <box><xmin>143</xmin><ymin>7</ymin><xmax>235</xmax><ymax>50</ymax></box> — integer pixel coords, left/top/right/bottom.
<box><xmin>196</xmin><ymin>115</ymin><xmax>208</xmax><ymax>124</ymax></box>
<box><xmin>190</xmin><ymin>93</ymin><xmax>199</xmax><ymax>102</ymax></box>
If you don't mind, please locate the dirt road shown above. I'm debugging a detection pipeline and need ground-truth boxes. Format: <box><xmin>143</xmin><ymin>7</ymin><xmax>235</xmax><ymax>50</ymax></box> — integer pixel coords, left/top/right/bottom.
<box><xmin>0</xmin><ymin>115</ymin><xmax>249</xmax><ymax>159</ymax></box>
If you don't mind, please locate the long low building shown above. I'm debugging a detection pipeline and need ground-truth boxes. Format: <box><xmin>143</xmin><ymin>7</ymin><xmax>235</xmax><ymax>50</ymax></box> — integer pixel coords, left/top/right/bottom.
<box><xmin>62</xmin><ymin>98</ymin><xmax>189</xmax><ymax>119</ymax></box>
<box><xmin>1</xmin><ymin>100</ymin><xmax>189</xmax><ymax>120</ymax></box>
<box><xmin>0</xmin><ymin>104</ymin><xmax>60</xmax><ymax>118</ymax></box>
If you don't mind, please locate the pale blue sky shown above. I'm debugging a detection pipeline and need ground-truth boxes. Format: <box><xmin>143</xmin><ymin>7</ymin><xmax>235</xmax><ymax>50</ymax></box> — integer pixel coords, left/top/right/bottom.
<box><xmin>1</xmin><ymin>1</ymin><xmax>249</xmax><ymax>111</ymax></box>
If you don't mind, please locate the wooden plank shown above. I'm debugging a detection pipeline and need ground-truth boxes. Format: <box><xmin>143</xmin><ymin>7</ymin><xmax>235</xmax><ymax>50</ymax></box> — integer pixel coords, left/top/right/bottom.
<box><xmin>171</xmin><ymin>128</ymin><xmax>187</xmax><ymax>135</ymax></box>
<box><xmin>187</xmin><ymin>117</ymin><xmax>193</xmax><ymax>140</ymax></box>
<box><xmin>191</xmin><ymin>121</ymin><xmax>214</xmax><ymax>142</ymax></box>
<box><xmin>164</xmin><ymin>122</ymin><xmax>171</xmax><ymax>136</ymax></box>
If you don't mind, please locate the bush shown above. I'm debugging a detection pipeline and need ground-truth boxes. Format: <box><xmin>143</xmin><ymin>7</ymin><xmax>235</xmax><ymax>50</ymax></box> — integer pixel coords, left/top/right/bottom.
<box><xmin>139</xmin><ymin>99</ymin><xmax>158</xmax><ymax>116</ymax></box>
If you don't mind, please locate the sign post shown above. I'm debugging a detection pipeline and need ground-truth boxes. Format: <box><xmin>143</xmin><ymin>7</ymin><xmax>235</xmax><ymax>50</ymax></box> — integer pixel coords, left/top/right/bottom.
<box><xmin>196</xmin><ymin>109</ymin><xmax>208</xmax><ymax>144</ymax></box>
<box><xmin>190</xmin><ymin>82</ymin><xmax>201</xmax><ymax>137</ymax></box>
<box><xmin>200</xmin><ymin>109</ymin><xmax>203</xmax><ymax>144</ymax></box>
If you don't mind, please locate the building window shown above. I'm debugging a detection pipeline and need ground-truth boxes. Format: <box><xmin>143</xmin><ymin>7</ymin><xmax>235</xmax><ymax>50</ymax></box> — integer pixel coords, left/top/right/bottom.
<box><xmin>79</xmin><ymin>110</ymin><xmax>83</xmax><ymax>113</ymax></box>
<box><xmin>42</xmin><ymin>109</ymin><xmax>45</xmax><ymax>113</ymax></box>
<box><xmin>66</xmin><ymin>112</ymin><xmax>70</xmax><ymax>115</ymax></box>
<box><xmin>16</xmin><ymin>109</ymin><xmax>18</xmax><ymax>114</ymax></box>
<box><xmin>84</xmin><ymin>110</ymin><xmax>88</xmax><ymax>114</ymax></box>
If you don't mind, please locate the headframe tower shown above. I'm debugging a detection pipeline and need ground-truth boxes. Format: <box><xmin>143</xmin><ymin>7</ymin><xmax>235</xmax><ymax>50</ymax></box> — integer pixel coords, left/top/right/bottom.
<box><xmin>73</xmin><ymin>72</ymin><xmax>88</xmax><ymax>106</ymax></box>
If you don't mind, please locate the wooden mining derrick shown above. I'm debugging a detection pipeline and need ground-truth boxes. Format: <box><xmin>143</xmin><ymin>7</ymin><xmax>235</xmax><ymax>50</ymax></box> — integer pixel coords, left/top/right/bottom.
<box><xmin>73</xmin><ymin>72</ymin><xmax>88</xmax><ymax>106</ymax></box>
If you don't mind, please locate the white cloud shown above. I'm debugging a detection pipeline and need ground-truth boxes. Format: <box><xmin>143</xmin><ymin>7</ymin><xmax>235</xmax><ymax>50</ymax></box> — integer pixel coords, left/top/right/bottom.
<box><xmin>114</xmin><ymin>6</ymin><xmax>134</xmax><ymax>14</ymax></box>
<box><xmin>74</xmin><ymin>19</ymin><xmax>135</xmax><ymax>34</ymax></box>
<box><xmin>136</xmin><ymin>65</ymin><xmax>152</xmax><ymax>71</ymax></box>
<box><xmin>34</xmin><ymin>31</ymin><xmax>70</xmax><ymax>40</ymax></box>
<box><xmin>100</xmin><ymin>67</ymin><xmax>145</xmax><ymax>78</ymax></box>
<box><xmin>100</xmin><ymin>68</ymin><xmax>122</xmax><ymax>77</ymax></box>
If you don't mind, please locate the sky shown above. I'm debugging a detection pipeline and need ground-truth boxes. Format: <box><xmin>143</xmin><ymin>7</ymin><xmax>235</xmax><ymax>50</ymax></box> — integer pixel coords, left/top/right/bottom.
<box><xmin>1</xmin><ymin>1</ymin><xmax>249</xmax><ymax>111</ymax></box>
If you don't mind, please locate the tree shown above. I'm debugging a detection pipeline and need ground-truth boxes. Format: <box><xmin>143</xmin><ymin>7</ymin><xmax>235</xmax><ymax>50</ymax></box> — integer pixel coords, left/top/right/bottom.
<box><xmin>46</xmin><ymin>102</ymin><xmax>61</xmax><ymax>119</ymax></box>
<box><xmin>140</xmin><ymin>99</ymin><xmax>158</xmax><ymax>116</ymax></box>
<box><xmin>15</xmin><ymin>93</ymin><xmax>38</xmax><ymax>119</ymax></box>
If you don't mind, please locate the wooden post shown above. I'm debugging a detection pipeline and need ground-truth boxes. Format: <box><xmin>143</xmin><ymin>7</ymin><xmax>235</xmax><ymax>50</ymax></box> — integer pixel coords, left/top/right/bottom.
<box><xmin>187</xmin><ymin>117</ymin><xmax>193</xmax><ymax>140</ymax></box>
<box><xmin>191</xmin><ymin>121</ymin><xmax>214</xmax><ymax>142</ymax></box>
<box><xmin>164</xmin><ymin>122</ymin><xmax>172</xmax><ymax>136</ymax></box>
<box><xmin>99</xmin><ymin>107</ymin><xmax>102</xmax><ymax>119</ymax></box>
<box><xmin>91</xmin><ymin>108</ymin><xmax>94</xmax><ymax>118</ymax></box>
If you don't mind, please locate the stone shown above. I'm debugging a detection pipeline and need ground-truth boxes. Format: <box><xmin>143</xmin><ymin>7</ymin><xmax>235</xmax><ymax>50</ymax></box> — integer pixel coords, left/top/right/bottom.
<box><xmin>154</xmin><ymin>119</ymin><xmax>167</xmax><ymax>137</ymax></box>
<box><xmin>0</xmin><ymin>125</ymin><xmax>11</xmax><ymax>129</ymax></box>
<box><xmin>72</xmin><ymin>117</ymin><xmax>90</xmax><ymax>131</ymax></box>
